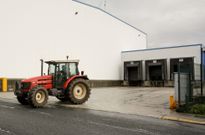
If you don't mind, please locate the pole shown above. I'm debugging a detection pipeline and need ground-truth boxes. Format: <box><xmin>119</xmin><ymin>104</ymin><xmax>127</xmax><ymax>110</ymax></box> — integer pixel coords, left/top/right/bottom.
<box><xmin>178</xmin><ymin>62</ymin><xmax>181</xmax><ymax>106</ymax></box>
<box><xmin>200</xmin><ymin>46</ymin><xmax>203</xmax><ymax>96</ymax></box>
<box><xmin>40</xmin><ymin>59</ymin><xmax>44</xmax><ymax>76</ymax></box>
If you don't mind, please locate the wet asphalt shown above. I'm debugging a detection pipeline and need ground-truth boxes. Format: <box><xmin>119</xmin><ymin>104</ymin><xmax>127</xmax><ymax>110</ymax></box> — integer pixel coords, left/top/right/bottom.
<box><xmin>0</xmin><ymin>87</ymin><xmax>174</xmax><ymax>118</ymax></box>
<box><xmin>0</xmin><ymin>100</ymin><xmax>205</xmax><ymax>135</ymax></box>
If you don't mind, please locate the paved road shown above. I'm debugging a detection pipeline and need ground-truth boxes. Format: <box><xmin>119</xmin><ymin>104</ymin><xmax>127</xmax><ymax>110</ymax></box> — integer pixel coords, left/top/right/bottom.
<box><xmin>0</xmin><ymin>100</ymin><xmax>205</xmax><ymax>135</ymax></box>
<box><xmin>0</xmin><ymin>87</ymin><xmax>174</xmax><ymax>118</ymax></box>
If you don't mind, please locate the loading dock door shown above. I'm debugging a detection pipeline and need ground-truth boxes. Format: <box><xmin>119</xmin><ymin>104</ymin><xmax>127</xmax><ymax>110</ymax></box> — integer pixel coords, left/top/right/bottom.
<box><xmin>170</xmin><ymin>58</ymin><xmax>194</xmax><ymax>80</ymax></box>
<box><xmin>124</xmin><ymin>61</ymin><xmax>142</xmax><ymax>86</ymax></box>
<box><xmin>149</xmin><ymin>65</ymin><xmax>162</xmax><ymax>80</ymax></box>
<box><xmin>146</xmin><ymin>59</ymin><xmax>167</xmax><ymax>81</ymax></box>
<box><xmin>128</xmin><ymin>66</ymin><xmax>138</xmax><ymax>81</ymax></box>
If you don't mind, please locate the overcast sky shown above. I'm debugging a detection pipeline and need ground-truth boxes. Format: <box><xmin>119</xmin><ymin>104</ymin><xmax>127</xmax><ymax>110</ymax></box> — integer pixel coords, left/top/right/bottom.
<box><xmin>77</xmin><ymin>0</ymin><xmax>205</xmax><ymax>48</ymax></box>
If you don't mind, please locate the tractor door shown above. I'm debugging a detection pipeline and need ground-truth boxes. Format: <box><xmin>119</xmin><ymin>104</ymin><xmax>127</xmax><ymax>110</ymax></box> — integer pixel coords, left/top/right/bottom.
<box><xmin>55</xmin><ymin>63</ymin><xmax>69</xmax><ymax>88</ymax></box>
<box><xmin>48</xmin><ymin>64</ymin><xmax>57</xmax><ymax>88</ymax></box>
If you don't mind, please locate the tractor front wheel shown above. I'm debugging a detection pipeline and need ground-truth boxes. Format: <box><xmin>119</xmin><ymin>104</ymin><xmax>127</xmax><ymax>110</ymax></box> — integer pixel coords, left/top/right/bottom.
<box><xmin>17</xmin><ymin>96</ymin><xmax>29</xmax><ymax>105</ymax></box>
<box><xmin>28</xmin><ymin>86</ymin><xmax>48</xmax><ymax>108</ymax></box>
<box><xmin>68</xmin><ymin>79</ymin><xmax>90</xmax><ymax>104</ymax></box>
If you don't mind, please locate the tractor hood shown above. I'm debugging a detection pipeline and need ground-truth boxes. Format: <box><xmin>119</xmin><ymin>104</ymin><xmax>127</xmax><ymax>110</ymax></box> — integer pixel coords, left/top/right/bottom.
<box><xmin>22</xmin><ymin>75</ymin><xmax>52</xmax><ymax>83</ymax></box>
<box><xmin>19</xmin><ymin>75</ymin><xmax>53</xmax><ymax>90</ymax></box>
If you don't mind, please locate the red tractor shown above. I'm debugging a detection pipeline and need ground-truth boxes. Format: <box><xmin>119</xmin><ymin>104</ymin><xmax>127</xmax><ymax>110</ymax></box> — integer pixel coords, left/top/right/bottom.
<box><xmin>14</xmin><ymin>59</ymin><xmax>91</xmax><ymax>108</ymax></box>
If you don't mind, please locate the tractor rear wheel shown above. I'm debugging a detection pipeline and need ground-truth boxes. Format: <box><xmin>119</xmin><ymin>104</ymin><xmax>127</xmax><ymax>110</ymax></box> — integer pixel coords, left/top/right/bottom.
<box><xmin>17</xmin><ymin>96</ymin><xmax>29</xmax><ymax>105</ymax></box>
<box><xmin>68</xmin><ymin>79</ymin><xmax>90</xmax><ymax>104</ymax></box>
<box><xmin>28</xmin><ymin>86</ymin><xmax>48</xmax><ymax>108</ymax></box>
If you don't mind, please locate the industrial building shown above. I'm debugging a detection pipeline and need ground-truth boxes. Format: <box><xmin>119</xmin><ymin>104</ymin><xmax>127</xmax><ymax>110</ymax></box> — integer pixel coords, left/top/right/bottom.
<box><xmin>0</xmin><ymin>1</ymin><xmax>146</xmax><ymax>81</ymax></box>
<box><xmin>0</xmin><ymin>0</ymin><xmax>146</xmax><ymax>90</ymax></box>
<box><xmin>0</xmin><ymin>1</ymin><xmax>204</xmax><ymax>90</ymax></box>
<box><xmin>122</xmin><ymin>44</ymin><xmax>204</xmax><ymax>87</ymax></box>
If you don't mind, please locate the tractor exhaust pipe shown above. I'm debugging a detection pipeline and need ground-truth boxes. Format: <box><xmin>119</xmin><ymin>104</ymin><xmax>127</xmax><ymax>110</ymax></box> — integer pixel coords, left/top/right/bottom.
<box><xmin>40</xmin><ymin>59</ymin><xmax>44</xmax><ymax>76</ymax></box>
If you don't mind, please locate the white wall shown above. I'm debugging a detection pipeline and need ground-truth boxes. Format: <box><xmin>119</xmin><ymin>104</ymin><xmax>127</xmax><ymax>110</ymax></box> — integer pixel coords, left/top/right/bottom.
<box><xmin>122</xmin><ymin>45</ymin><xmax>202</xmax><ymax>80</ymax></box>
<box><xmin>0</xmin><ymin>0</ymin><xmax>146</xmax><ymax>80</ymax></box>
<box><xmin>122</xmin><ymin>45</ymin><xmax>201</xmax><ymax>63</ymax></box>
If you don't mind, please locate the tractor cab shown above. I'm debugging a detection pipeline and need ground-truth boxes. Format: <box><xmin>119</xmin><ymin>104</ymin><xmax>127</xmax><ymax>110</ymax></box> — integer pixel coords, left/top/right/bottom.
<box><xmin>45</xmin><ymin>60</ymin><xmax>80</xmax><ymax>88</ymax></box>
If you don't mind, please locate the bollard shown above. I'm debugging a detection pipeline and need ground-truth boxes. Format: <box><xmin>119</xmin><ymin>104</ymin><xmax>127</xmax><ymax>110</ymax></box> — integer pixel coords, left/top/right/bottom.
<box><xmin>169</xmin><ymin>96</ymin><xmax>176</xmax><ymax>109</ymax></box>
<box><xmin>2</xmin><ymin>78</ymin><xmax>7</xmax><ymax>92</ymax></box>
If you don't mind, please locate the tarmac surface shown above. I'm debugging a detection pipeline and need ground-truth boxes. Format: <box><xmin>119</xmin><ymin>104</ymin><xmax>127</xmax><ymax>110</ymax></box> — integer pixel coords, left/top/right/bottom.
<box><xmin>1</xmin><ymin>87</ymin><xmax>173</xmax><ymax>117</ymax></box>
<box><xmin>0</xmin><ymin>100</ymin><xmax>205</xmax><ymax>135</ymax></box>
<box><xmin>0</xmin><ymin>87</ymin><xmax>205</xmax><ymax>124</ymax></box>
<box><xmin>70</xmin><ymin>87</ymin><xmax>174</xmax><ymax>118</ymax></box>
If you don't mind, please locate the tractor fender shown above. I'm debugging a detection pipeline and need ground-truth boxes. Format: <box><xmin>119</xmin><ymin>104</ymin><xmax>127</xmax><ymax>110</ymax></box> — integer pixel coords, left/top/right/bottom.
<box><xmin>63</xmin><ymin>75</ymin><xmax>89</xmax><ymax>89</ymax></box>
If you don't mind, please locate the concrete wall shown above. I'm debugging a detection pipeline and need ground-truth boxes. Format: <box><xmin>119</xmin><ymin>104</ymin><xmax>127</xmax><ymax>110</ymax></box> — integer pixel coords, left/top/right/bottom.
<box><xmin>0</xmin><ymin>0</ymin><xmax>146</xmax><ymax>80</ymax></box>
<box><xmin>122</xmin><ymin>45</ymin><xmax>202</xmax><ymax>81</ymax></box>
<box><xmin>3</xmin><ymin>78</ymin><xmax>122</xmax><ymax>91</ymax></box>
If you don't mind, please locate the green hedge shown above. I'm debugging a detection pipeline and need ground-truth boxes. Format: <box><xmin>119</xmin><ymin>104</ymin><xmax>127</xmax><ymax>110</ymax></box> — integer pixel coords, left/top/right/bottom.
<box><xmin>189</xmin><ymin>104</ymin><xmax>205</xmax><ymax>115</ymax></box>
<box><xmin>176</xmin><ymin>104</ymin><xmax>205</xmax><ymax>115</ymax></box>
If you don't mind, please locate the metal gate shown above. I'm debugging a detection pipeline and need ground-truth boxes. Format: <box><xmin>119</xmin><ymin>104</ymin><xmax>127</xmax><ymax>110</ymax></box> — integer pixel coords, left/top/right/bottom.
<box><xmin>174</xmin><ymin>72</ymin><xmax>192</xmax><ymax>106</ymax></box>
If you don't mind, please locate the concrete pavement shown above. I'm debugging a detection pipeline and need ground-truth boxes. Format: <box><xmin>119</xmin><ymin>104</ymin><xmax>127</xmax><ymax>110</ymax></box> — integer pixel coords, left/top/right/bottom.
<box><xmin>0</xmin><ymin>87</ymin><xmax>205</xmax><ymax>125</ymax></box>
<box><xmin>61</xmin><ymin>87</ymin><xmax>174</xmax><ymax>118</ymax></box>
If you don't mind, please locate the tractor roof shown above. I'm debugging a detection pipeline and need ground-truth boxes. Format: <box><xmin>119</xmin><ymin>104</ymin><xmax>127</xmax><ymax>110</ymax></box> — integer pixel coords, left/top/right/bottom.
<box><xmin>45</xmin><ymin>60</ymin><xmax>79</xmax><ymax>64</ymax></box>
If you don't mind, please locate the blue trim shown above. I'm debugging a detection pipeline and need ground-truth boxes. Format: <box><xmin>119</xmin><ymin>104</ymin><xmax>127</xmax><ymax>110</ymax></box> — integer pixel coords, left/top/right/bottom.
<box><xmin>122</xmin><ymin>44</ymin><xmax>203</xmax><ymax>53</ymax></box>
<box><xmin>72</xmin><ymin>0</ymin><xmax>147</xmax><ymax>35</ymax></box>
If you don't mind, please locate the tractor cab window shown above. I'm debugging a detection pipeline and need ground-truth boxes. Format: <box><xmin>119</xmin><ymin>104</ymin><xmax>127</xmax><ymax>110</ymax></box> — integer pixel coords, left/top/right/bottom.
<box><xmin>48</xmin><ymin>64</ymin><xmax>55</xmax><ymax>75</ymax></box>
<box><xmin>69</xmin><ymin>63</ymin><xmax>79</xmax><ymax>76</ymax></box>
<box><xmin>59</xmin><ymin>64</ymin><xmax>68</xmax><ymax>76</ymax></box>
<box><xmin>56</xmin><ymin>63</ymin><xmax>68</xmax><ymax>78</ymax></box>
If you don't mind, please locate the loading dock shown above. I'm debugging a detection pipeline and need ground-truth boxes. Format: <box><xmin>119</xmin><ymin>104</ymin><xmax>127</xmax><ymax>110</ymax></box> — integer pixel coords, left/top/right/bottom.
<box><xmin>122</xmin><ymin>44</ymin><xmax>203</xmax><ymax>87</ymax></box>
<box><xmin>170</xmin><ymin>57</ymin><xmax>194</xmax><ymax>80</ymax></box>
<box><xmin>145</xmin><ymin>59</ymin><xmax>167</xmax><ymax>86</ymax></box>
<box><xmin>124</xmin><ymin>61</ymin><xmax>142</xmax><ymax>86</ymax></box>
